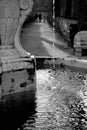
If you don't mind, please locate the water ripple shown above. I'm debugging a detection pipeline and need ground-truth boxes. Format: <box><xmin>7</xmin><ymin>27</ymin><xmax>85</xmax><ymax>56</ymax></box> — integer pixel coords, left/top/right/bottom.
<box><xmin>22</xmin><ymin>68</ymin><xmax>87</xmax><ymax>130</ymax></box>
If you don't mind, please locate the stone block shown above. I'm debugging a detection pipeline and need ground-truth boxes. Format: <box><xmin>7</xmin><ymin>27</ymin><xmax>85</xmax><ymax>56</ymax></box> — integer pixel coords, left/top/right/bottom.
<box><xmin>1</xmin><ymin>68</ymin><xmax>35</xmax><ymax>96</ymax></box>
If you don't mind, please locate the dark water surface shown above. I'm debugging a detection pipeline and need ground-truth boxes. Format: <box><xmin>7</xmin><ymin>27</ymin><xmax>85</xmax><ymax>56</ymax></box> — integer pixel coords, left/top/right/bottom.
<box><xmin>1</xmin><ymin>68</ymin><xmax>87</xmax><ymax>130</ymax></box>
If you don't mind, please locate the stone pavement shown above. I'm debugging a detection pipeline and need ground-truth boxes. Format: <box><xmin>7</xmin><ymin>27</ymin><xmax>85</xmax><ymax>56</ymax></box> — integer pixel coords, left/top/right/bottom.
<box><xmin>20</xmin><ymin>20</ymin><xmax>87</xmax><ymax>70</ymax></box>
<box><xmin>20</xmin><ymin>20</ymin><xmax>73</xmax><ymax>57</ymax></box>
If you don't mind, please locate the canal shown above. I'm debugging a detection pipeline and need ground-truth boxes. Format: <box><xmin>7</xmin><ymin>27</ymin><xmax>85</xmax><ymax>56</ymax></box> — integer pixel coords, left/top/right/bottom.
<box><xmin>0</xmin><ymin>62</ymin><xmax>87</xmax><ymax>130</ymax></box>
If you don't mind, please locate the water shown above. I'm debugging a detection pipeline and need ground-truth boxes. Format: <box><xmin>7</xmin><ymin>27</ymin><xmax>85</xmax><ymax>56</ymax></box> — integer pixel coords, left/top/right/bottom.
<box><xmin>1</xmin><ymin>67</ymin><xmax>87</xmax><ymax>130</ymax></box>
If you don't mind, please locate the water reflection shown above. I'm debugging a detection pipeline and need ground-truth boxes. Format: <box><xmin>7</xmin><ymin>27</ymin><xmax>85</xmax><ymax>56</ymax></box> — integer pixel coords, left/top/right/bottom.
<box><xmin>0</xmin><ymin>90</ymin><xmax>36</xmax><ymax>130</ymax></box>
<box><xmin>1</xmin><ymin>68</ymin><xmax>87</xmax><ymax>130</ymax></box>
<box><xmin>21</xmin><ymin>68</ymin><xmax>87</xmax><ymax>130</ymax></box>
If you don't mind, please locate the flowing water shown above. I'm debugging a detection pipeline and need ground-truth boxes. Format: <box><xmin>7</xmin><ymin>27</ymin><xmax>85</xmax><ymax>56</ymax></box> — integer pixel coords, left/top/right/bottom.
<box><xmin>1</xmin><ymin>67</ymin><xmax>87</xmax><ymax>130</ymax></box>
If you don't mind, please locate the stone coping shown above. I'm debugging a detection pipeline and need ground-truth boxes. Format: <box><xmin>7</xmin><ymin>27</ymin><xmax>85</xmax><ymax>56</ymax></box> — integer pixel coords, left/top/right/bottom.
<box><xmin>1</xmin><ymin>55</ymin><xmax>87</xmax><ymax>73</ymax></box>
<box><xmin>1</xmin><ymin>57</ymin><xmax>33</xmax><ymax>63</ymax></box>
<box><xmin>0</xmin><ymin>56</ymin><xmax>35</xmax><ymax>73</ymax></box>
<box><xmin>64</xmin><ymin>57</ymin><xmax>87</xmax><ymax>70</ymax></box>
<box><xmin>43</xmin><ymin>56</ymin><xmax>87</xmax><ymax>72</ymax></box>
<box><xmin>0</xmin><ymin>61</ymin><xmax>34</xmax><ymax>73</ymax></box>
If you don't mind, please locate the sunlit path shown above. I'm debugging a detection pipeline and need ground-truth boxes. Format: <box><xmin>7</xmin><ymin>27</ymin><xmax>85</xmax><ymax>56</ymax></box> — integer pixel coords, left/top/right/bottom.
<box><xmin>20</xmin><ymin>21</ymin><xmax>71</xmax><ymax>58</ymax></box>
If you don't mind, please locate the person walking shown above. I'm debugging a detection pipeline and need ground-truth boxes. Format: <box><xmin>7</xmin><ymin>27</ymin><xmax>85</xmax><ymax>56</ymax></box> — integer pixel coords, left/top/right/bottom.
<box><xmin>43</xmin><ymin>16</ymin><xmax>46</xmax><ymax>23</ymax></box>
<box><xmin>39</xmin><ymin>13</ymin><xmax>42</xmax><ymax>22</ymax></box>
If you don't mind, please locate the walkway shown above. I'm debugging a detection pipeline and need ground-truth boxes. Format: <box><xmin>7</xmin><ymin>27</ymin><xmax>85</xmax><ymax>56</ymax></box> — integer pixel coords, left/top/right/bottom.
<box><xmin>20</xmin><ymin>20</ymin><xmax>73</xmax><ymax>58</ymax></box>
<box><xmin>20</xmin><ymin>20</ymin><xmax>87</xmax><ymax>70</ymax></box>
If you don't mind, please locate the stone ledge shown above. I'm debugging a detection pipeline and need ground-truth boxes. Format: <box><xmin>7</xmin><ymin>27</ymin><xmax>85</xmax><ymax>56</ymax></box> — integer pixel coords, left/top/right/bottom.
<box><xmin>0</xmin><ymin>56</ymin><xmax>34</xmax><ymax>73</ymax></box>
<box><xmin>2</xmin><ymin>61</ymin><xmax>34</xmax><ymax>72</ymax></box>
<box><xmin>44</xmin><ymin>57</ymin><xmax>87</xmax><ymax>71</ymax></box>
<box><xmin>0</xmin><ymin>45</ymin><xmax>34</xmax><ymax>73</ymax></box>
<box><xmin>1</xmin><ymin>57</ymin><xmax>33</xmax><ymax>63</ymax></box>
<box><xmin>64</xmin><ymin>57</ymin><xmax>87</xmax><ymax>70</ymax></box>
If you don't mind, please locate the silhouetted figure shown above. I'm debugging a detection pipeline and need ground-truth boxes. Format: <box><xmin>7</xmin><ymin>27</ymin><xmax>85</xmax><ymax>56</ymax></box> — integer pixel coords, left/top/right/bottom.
<box><xmin>35</xmin><ymin>13</ymin><xmax>37</xmax><ymax>19</ymax></box>
<box><xmin>43</xmin><ymin>16</ymin><xmax>46</xmax><ymax>23</ymax></box>
<box><xmin>39</xmin><ymin>13</ymin><xmax>42</xmax><ymax>22</ymax></box>
<box><xmin>35</xmin><ymin>13</ymin><xmax>38</xmax><ymax>22</ymax></box>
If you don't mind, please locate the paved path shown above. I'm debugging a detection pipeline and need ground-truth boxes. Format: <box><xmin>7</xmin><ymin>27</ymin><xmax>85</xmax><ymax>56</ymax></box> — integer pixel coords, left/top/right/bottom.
<box><xmin>20</xmin><ymin>21</ymin><xmax>73</xmax><ymax>58</ymax></box>
<box><xmin>20</xmin><ymin>20</ymin><xmax>87</xmax><ymax>70</ymax></box>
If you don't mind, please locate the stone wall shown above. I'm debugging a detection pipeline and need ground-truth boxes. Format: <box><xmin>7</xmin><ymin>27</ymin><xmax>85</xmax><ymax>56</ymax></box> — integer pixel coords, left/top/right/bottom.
<box><xmin>47</xmin><ymin>16</ymin><xmax>77</xmax><ymax>42</ymax></box>
<box><xmin>1</xmin><ymin>68</ymin><xmax>35</xmax><ymax>97</ymax></box>
<box><xmin>0</xmin><ymin>0</ymin><xmax>35</xmax><ymax>98</ymax></box>
<box><xmin>55</xmin><ymin>17</ymin><xmax>77</xmax><ymax>42</ymax></box>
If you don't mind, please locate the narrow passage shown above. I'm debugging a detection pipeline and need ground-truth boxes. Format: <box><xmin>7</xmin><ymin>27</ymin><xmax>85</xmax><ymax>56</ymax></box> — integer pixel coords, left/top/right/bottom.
<box><xmin>21</xmin><ymin>21</ymin><xmax>72</xmax><ymax>58</ymax></box>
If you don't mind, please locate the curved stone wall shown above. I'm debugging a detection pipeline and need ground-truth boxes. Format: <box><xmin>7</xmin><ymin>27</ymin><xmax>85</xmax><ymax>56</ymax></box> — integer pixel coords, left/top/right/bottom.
<box><xmin>15</xmin><ymin>0</ymin><xmax>34</xmax><ymax>57</ymax></box>
<box><xmin>0</xmin><ymin>0</ymin><xmax>34</xmax><ymax>57</ymax></box>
